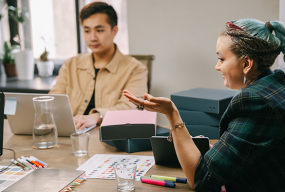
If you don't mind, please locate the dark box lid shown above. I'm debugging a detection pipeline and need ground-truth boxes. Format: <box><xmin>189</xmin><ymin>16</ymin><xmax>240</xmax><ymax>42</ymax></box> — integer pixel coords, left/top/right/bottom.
<box><xmin>171</xmin><ymin>88</ymin><xmax>237</xmax><ymax>114</ymax></box>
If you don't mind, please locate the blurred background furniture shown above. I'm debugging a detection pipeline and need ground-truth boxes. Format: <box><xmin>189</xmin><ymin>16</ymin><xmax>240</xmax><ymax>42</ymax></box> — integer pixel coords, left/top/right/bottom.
<box><xmin>0</xmin><ymin>55</ymin><xmax>154</xmax><ymax>94</ymax></box>
<box><xmin>131</xmin><ymin>55</ymin><xmax>154</xmax><ymax>92</ymax></box>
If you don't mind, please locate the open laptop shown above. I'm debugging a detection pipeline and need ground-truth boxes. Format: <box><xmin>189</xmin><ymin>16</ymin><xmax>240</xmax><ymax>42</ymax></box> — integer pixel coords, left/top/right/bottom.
<box><xmin>4</xmin><ymin>93</ymin><xmax>96</xmax><ymax>137</ymax></box>
<box><xmin>150</xmin><ymin>136</ymin><xmax>210</xmax><ymax>165</ymax></box>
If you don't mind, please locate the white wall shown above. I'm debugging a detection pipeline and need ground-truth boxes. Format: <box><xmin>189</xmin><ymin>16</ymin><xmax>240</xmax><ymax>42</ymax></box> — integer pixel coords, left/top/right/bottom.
<box><xmin>279</xmin><ymin>0</ymin><xmax>285</xmax><ymax>71</ymax></box>
<box><xmin>127</xmin><ymin>0</ymin><xmax>279</xmax><ymax>125</ymax></box>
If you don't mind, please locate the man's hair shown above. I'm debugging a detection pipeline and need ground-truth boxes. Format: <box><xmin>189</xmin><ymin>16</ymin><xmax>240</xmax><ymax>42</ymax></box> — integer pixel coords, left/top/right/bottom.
<box><xmin>79</xmin><ymin>2</ymin><xmax>118</xmax><ymax>28</ymax></box>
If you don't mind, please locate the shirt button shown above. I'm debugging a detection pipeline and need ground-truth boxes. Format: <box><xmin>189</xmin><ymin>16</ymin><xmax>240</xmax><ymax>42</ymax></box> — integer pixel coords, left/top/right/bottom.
<box><xmin>85</xmin><ymin>100</ymin><xmax>88</xmax><ymax>103</ymax></box>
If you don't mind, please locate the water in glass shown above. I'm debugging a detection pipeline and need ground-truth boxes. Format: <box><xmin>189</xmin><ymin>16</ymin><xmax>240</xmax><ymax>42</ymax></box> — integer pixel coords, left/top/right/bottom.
<box><xmin>114</xmin><ymin>163</ymin><xmax>136</xmax><ymax>191</ymax></box>
<box><xmin>117</xmin><ymin>179</ymin><xmax>135</xmax><ymax>191</ymax></box>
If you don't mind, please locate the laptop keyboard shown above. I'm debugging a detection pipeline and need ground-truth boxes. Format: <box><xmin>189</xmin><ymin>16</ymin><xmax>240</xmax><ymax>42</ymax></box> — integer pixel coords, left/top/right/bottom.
<box><xmin>76</xmin><ymin>124</ymin><xmax>97</xmax><ymax>134</ymax></box>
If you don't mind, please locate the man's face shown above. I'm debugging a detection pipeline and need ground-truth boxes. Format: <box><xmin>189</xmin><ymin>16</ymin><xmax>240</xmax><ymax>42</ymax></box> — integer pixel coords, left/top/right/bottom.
<box><xmin>82</xmin><ymin>13</ymin><xmax>118</xmax><ymax>54</ymax></box>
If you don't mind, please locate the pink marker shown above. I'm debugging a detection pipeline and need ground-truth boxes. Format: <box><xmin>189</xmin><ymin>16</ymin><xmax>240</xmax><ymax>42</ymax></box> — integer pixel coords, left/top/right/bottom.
<box><xmin>141</xmin><ymin>177</ymin><xmax>176</xmax><ymax>188</ymax></box>
<box><xmin>21</xmin><ymin>157</ymin><xmax>37</xmax><ymax>170</ymax></box>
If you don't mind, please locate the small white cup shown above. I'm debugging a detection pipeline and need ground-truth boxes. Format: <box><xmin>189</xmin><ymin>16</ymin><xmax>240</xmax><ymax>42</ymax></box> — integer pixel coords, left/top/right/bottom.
<box><xmin>113</xmin><ymin>163</ymin><xmax>137</xmax><ymax>191</ymax></box>
<box><xmin>70</xmin><ymin>133</ymin><xmax>90</xmax><ymax>156</ymax></box>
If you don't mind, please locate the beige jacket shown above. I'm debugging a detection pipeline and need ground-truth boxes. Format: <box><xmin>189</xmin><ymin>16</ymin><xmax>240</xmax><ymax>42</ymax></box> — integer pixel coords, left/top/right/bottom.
<box><xmin>49</xmin><ymin>47</ymin><xmax>148</xmax><ymax>117</ymax></box>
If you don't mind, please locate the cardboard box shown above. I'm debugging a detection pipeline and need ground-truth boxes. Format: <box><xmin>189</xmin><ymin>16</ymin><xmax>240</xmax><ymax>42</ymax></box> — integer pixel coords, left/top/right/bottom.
<box><xmin>100</xmin><ymin>110</ymin><xmax>157</xmax><ymax>141</ymax></box>
<box><xmin>185</xmin><ymin>125</ymin><xmax>219</xmax><ymax>139</ymax></box>
<box><xmin>171</xmin><ymin>88</ymin><xmax>236</xmax><ymax>114</ymax></box>
<box><xmin>103</xmin><ymin>126</ymin><xmax>170</xmax><ymax>153</ymax></box>
<box><xmin>179</xmin><ymin>109</ymin><xmax>223</xmax><ymax>126</ymax></box>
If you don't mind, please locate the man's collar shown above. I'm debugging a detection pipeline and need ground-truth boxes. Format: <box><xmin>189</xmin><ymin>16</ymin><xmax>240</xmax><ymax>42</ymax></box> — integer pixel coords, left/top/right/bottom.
<box><xmin>103</xmin><ymin>44</ymin><xmax>122</xmax><ymax>74</ymax></box>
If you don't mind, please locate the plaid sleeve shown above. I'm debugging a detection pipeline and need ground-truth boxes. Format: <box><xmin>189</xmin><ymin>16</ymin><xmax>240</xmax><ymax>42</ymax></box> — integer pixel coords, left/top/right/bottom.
<box><xmin>194</xmin><ymin>91</ymin><xmax>284</xmax><ymax>191</ymax></box>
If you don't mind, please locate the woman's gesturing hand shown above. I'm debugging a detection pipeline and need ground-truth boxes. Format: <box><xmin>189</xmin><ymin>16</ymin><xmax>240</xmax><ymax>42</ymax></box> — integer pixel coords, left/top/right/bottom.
<box><xmin>123</xmin><ymin>90</ymin><xmax>177</xmax><ymax>117</ymax></box>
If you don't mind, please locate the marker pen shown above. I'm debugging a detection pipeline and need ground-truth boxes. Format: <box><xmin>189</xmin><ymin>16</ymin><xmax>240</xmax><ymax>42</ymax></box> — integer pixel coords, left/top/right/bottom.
<box><xmin>20</xmin><ymin>157</ymin><xmax>37</xmax><ymax>170</ymax></box>
<box><xmin>27</xmin><ymin>158</ymin><xmax>42</xmax><ymax>168</ymax></box>
<box><xmin>24</xmin><ymin>158</ymin><xmax>37</xmax><ymax>167</ymax></box>
<box><xmin>141</xmin><ymin>176</ymin><xmax>175</xmax><ymax>183</ymax></box>
<box><xmin>141</xmin><ymin>177</ymin><xmax>176</xmax><ymax>188</ymax></box>
<box><xmin>30</xmin><ymin>156</ymin><xmax>48</xmax><ymax>167</ymax></box>
<box><xmin>29</xmin><ymin>156</ymin><xmax>46</xmax><ymax>168</ymax></box>
<box><xmin>35</xmin><ymin>160</ymin><xmax>45</xmax><ymax>168</ymax></box>
<box><xmin>150</xmin><ymin>175</ymin><xmax>187</xmax><ymax>183</ymax></box>
<box><xmin>17</xmin><ymin>158</ymin><xmax>32</xmax><ymax>170</ymax></box>
<box><xmin>11</xmin><ymin>159</ymin><xmax>27</xmax><ymax>170</ymax></box>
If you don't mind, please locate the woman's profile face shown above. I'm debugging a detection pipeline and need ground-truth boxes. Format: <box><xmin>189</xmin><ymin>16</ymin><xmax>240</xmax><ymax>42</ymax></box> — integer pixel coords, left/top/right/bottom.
<box><xmin>215</xmin><ymin>36</ymin><xmax>245</xmax><ymax>90</ymax></box>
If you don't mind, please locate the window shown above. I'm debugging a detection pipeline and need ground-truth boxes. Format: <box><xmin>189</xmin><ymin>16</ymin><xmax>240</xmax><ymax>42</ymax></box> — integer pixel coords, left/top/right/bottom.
<box><xmin>29</xmin><ymin>0</ymin><xmax>78</xmax><ymax>60</ymax></box>
<box><xmin>0</xmin><ymin>2</ymin><xmax>11</xmax><ymax>53</ymax></box>
<box><xmin>1</xmin><ymin>0</ymin><xmax>129</xmax><ymax>60</ymax></box>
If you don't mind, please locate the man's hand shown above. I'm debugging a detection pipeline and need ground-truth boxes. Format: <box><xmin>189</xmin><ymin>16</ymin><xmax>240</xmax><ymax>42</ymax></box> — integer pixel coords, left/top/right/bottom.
<box><xmin>73</xmin><ymin>113</ymin><xmax>100</xmax><ymax>130</ymax></box>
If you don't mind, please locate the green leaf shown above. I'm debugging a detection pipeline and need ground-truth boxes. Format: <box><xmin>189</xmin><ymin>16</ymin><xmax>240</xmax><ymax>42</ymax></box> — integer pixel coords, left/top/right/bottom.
<box><xmin>7</xmin><ymin>5</ymin><xmax>28</xmax><ymax>24</ymax></box>
<box><xmin>0</xmin><ymin>41</ymin><xmax>19</xmax><ymax>64</ymax></box>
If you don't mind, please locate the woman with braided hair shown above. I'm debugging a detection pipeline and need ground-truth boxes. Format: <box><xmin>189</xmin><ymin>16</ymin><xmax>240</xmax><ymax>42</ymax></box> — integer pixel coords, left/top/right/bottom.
<box><xmin>124</xmin><ymin>18</ymin><xmax>285</xmax><ymax>192</ymax></box>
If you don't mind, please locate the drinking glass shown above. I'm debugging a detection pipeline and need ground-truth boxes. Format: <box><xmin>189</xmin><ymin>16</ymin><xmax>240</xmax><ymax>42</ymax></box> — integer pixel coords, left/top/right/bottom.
<box><xmin>33</xmin><ymin>96</ymin><xmax>58</xmax><ymax>149</ymax></box>
<box><xmin>113</xmin><ymin>163</ymin><xmax>137</xmax><ymax>191</ymax></box>
<box><xmin>70</xmin><ymin>133</ymin><xmax>90</xmax><ymax>156</ymax></box>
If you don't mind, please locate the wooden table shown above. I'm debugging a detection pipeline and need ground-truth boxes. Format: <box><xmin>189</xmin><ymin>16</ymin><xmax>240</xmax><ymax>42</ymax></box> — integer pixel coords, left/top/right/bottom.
<box><xmin>1</xmin><ymin>120</ymin><xmax>218</xmax><ymax>191</ymax></box>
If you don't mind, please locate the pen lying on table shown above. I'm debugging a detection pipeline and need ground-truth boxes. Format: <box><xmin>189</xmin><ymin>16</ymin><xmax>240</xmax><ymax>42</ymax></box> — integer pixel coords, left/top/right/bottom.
<box><xmin>150</xmin><ymin>175</ymin><xmax>188</xmax><ymax>183</ymax></box>
<box><xmin>141</xmin><ymin>177</ymin><xmax>176</xmax><ymax>188</ymax></box>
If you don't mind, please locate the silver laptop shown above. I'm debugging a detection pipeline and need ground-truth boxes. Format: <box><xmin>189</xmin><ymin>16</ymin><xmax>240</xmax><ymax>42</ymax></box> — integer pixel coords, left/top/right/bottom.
<box><xmin>4</xmin><ymin>93</ymin><xmax>96</xmax><ymax>137</ymax></box>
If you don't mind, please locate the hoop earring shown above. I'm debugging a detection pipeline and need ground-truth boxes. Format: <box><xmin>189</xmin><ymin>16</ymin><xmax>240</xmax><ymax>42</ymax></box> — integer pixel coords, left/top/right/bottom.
<box><xmin>244</xmin><ymin>76</ymin><xmax>246</xmax><ymax>84</ymax></box>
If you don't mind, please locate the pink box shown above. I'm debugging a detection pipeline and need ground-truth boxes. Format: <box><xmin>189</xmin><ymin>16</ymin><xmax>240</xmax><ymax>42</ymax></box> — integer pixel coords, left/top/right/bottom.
<box><xmin>100</xmin><ymin>110</ymin><xmax>157</xmax><ymax>141</ymax></box>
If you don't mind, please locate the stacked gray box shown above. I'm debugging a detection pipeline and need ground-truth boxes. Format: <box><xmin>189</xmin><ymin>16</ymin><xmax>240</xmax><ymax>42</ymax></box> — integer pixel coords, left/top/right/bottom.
<box><xmin>171</xmin><ymin>88</ymin><xmax>237</xmax><ymax>139</ymax></box>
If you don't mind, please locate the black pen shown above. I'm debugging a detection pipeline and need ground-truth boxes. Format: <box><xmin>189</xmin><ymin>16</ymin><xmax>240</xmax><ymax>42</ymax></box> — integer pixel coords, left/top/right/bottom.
<box><xmin>26</xmin><ymin>159</ymin><xmax>37</xmax><ymax>167</ymax></box>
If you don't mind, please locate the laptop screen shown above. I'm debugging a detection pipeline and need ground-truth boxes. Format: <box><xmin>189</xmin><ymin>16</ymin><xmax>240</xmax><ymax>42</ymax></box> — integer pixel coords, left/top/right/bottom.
<box><xmin>0</xmin><ymin>92</ymin><xmax>4</xmax><ymax>156</ymax></box>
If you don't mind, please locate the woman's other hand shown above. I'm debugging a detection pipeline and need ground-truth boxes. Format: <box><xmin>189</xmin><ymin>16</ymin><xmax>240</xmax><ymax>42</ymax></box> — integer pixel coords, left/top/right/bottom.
<box><xmin>123</xmin><ymin>90</ymin><xmax>177</xmax><ymax>117</ymax></box>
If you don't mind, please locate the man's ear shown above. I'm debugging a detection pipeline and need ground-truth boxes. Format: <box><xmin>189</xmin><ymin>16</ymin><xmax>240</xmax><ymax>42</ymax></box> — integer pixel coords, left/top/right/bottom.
<box><xmin>243</xmin><ymin>56</ymin><xmax>254</xmax><ymax>75</ymax></box>
<box><xmin>112</xmin><ymin>26</ymin><xmax>118</xmax><ymax>36</ymax></box>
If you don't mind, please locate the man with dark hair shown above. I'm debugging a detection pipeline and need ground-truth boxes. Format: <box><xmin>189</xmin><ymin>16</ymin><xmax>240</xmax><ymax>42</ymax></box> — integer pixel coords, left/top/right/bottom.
<box><xmin>49</xmin><ymin>2</ymin><xmax>148</xmax><ymax>130</ymax></box>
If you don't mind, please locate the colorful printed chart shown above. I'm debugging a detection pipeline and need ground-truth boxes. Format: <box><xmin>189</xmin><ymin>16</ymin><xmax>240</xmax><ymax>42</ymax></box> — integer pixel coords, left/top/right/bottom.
<box><xmin>0</xmin><ymin>166</ymin><xmax>34</xmax><ymax>191</ymax></box>
<box><xmin>77</xmin><ymin>154</ymin><xmax>155</xmax><ymax>181</ymax></box>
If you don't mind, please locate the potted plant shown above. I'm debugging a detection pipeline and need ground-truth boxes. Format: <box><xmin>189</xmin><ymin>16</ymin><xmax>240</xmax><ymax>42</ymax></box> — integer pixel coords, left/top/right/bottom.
<box><xmin>37</xmin><ymin>37</ymin><xmax>54</xmax><ymax>77</ymax></box>
<box><xmin>8</xmin><ymin>5</ymin><xmax>34</xmax><ymax>80</ymax></box>
<box><xmin>0</xmin><ymin>41</ymin><xmax>20</xmax><ymax>77</ymax></box>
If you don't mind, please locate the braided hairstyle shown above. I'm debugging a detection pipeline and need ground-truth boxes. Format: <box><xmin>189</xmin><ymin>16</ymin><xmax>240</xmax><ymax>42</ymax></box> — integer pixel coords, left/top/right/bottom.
<box><xmin>220</xmin><ymin>19</ymin><xmax>285</xmax><ymax>72</ymax></box>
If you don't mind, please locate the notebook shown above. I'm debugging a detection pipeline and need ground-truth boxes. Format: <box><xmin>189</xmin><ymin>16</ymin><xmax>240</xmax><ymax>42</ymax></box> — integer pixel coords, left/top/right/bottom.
<box><xmin>4</xmin><ymin>93</ymin><xmax>96</xmax><ymax>137</ymax></box>
<box><xmin>3</xmin><ymin>169</ymin><xmax>85</xmax><ymax>192</ymax></box>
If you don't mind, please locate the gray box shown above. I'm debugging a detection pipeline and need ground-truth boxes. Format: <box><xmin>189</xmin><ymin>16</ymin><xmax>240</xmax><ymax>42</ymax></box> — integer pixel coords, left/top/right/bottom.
<box><xmin>185</xmin><ymin>125</ymin><xmax>219</xmax><ymax>139</ymax></box>
<box><xmin>103</xmin><ymin>126</ymin><xmax>170</xmax><ymax>153</ymax></box>
<box><xmin>179</xmin><ymin>109</ymin><xmax>223</xmax><ymax>126</ymax></box>
<box><xmin>100</xmin><ymin>124</ymin><xmax>156</xmax><ymax>141</ymax></box>
<box><xmin>171</xmin><ymin>88</ymin><xmax>237</xmax><ymax>114</ymax></box>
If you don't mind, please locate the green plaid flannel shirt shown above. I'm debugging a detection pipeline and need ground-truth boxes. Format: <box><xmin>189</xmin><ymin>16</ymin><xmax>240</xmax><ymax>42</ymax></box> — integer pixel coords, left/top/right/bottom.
<box><xmin>194</xmin><ymin>69</ymin><xmax>285</xmax><ymax>192</ymax></box>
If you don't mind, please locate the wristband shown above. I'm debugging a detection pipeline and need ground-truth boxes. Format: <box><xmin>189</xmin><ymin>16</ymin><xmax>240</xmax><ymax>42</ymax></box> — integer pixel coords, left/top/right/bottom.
<box><xmin>167</xmin><ymin>122</ymin><xmax>185</xmax><ymax>142</ymax></box>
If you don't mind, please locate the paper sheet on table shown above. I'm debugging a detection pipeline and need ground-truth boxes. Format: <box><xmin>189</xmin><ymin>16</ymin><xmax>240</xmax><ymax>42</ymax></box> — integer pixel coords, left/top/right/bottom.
<box><xmin>0</xmin><ymin>165</ymin><xmax>34</xmax><ymax>191</ymax></box>
<box><xmin>77</xmin><ymin>154</ymin><xmax>155</xmax><ymax>181</ymax></box>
